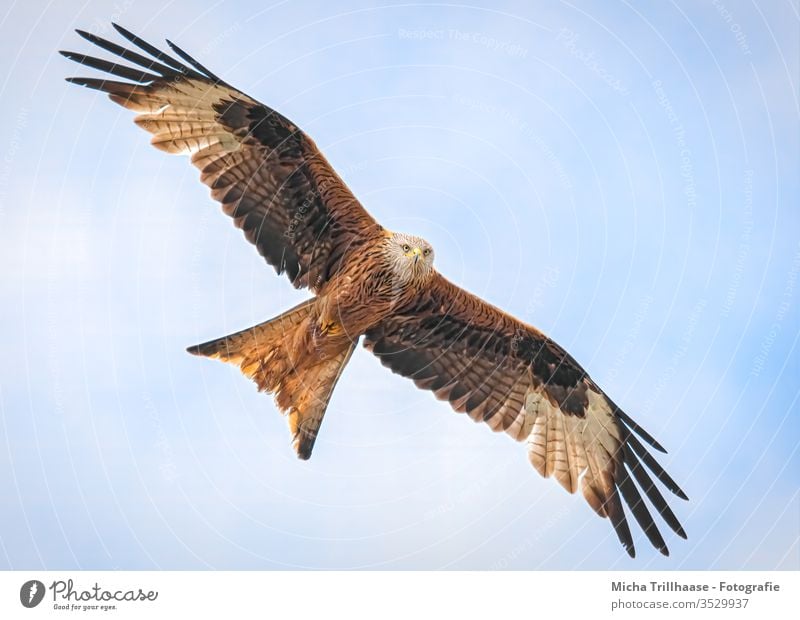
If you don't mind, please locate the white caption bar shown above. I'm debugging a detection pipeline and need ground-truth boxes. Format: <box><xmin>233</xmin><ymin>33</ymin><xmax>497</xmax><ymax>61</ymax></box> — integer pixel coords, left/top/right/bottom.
<box><xmin>1</xmin><ymin>570</ymin><xmax>797</xmax><ymax>619</ymax></box>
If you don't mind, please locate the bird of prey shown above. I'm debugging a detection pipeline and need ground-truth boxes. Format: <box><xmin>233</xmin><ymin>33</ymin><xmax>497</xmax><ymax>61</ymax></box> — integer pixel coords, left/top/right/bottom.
<box><xmin>62</xmin><ymin>24</ymin><xmax>687</xmax><ymax>558</ymax></box>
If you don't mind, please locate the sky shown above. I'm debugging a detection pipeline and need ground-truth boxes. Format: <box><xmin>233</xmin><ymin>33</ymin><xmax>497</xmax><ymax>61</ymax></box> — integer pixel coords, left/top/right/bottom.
<box><xmin>0</xmin><ymin>0</ymin><xmax>797</xmax><ymax>570</ymax></box>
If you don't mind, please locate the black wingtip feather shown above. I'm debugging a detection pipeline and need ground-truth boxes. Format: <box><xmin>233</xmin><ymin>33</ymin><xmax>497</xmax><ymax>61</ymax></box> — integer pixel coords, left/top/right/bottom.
<box><xmin>64</xmin><ymin>77</ymin><xmax>134</xmax><ymax>96</ymax></box>
<box><xmin>616</xmin><ymin>409</ymin><xmax>667</xmax><ymax>453</ymax></box>
<box><xmin>59</xmin><ymin>50</ymin><xmax>162</xmax><ymax>83</ymax></box>
<box><xmin>618</xmin><ymin>467</ymin><xmax>669</xmax><ymax>556</ymax></box>
<box><xmin>74</xmin><ymin>28</ymin><xmax>178</xmax><ymax>77</ymax></box>
<box><xmin>627</xmin><ymin>433</ymin><xmax>688</xmax><ymax>500</ymax></box>
<box><xmin>165</xmin><ymin>38</ymin><xmax>225</xmax><ymax>85</ymax></box>
<box><xmin>624</xmin><ymin>445</ymin><xmax>687</xmax><ymax>539</ymax></box>
<box><xmin>110</xmin><ymin>23</ymin><xmax>205</xmax><ymax>79</ymax></box>
<box><xmin>75</xmin><ymin>28</ymin><xmax>100</xmax><ymax>42</ymax></box>
<box><xmin>605</xmin><ymin>488</ymin><xmax>636</xmax><ymax>558</ymax></box>
<box><xmin>64</xmin><ymin>76</ymin><xmax>96</xmax><ymax>87</ymax></box>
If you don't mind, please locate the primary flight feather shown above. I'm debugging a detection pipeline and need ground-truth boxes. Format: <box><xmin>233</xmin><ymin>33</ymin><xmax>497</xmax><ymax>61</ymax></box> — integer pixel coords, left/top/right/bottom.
<box><xmin>62</xmin><ymin>24</ymin><xmax>688</xmax><ymax>558</ymax></box>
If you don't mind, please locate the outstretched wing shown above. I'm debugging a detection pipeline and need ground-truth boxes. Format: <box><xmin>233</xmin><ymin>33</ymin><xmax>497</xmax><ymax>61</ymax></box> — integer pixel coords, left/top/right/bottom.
<box><xmin>62</xmin><ymin>25</ymin><xmax>382</xmax><ymax>292</ymax></box>
<box><xmin>364</xmin><ymin>274</ymin><xmax>687</xmax><ymax>557</ymax></box>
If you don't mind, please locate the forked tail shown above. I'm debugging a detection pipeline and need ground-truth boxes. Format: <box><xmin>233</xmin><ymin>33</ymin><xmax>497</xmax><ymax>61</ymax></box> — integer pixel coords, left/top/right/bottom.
<box><xmin>187</xmin><ymin>299</ymin><xmax>356</xmax><ymax>459</ymax></box>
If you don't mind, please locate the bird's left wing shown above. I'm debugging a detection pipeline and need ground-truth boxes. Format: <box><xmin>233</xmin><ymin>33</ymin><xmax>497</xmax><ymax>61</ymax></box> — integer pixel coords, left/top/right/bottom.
<box><xmin>364</xmin><ymin>273</ymin><xmax>687</xmax><ymax>557</ymax></box>
<box><xmin>62</xmin><ymin>25</ymin><xmax>382</xmax><ymax>292</ymax></box>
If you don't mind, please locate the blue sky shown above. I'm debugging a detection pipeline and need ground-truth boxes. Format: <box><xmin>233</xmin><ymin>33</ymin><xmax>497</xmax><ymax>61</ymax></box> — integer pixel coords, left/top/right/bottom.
<box><xmin>0</xmin><ymin>0</ymin><xmax>797</xmax><ymax>570</ymax></box>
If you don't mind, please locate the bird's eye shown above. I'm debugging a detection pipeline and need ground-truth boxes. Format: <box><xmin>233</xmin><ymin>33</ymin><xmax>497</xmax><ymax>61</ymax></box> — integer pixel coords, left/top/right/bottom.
<box><xmin>423</xmin><ymin>248</ymin><xmax>431</xmax><ymax>256</ymax></box>
<box><xmin>402</xmin><ymin>244</ymin><xmax>410</xmax><ymax>253</ymax></box>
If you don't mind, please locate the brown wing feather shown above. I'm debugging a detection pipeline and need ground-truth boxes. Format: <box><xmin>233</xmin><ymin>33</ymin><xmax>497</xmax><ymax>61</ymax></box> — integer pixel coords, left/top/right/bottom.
<box><xmin>62</xmin><ymin>25</ymin><xmax>382</xmax><ymax>292</ymax></box>
<box><xmin>364</xmin><ymin>273</ymin><xmax>687</xmax><ymax>557</ymax></box>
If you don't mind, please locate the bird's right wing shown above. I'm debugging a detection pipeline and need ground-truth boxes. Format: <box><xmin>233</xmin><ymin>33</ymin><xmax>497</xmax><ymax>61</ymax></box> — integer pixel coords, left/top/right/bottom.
<box><xmin>62</xmin><ymin>24</ymin><xmax>382</xmax><ymax>292</ymax></box>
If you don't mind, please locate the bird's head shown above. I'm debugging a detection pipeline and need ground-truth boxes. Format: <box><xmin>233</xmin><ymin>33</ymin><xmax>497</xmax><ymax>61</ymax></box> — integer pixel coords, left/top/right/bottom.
<box><xmin>386</xmin><ymin>231</ymin><xmax>435</xmax><ymax>283</ymax></box>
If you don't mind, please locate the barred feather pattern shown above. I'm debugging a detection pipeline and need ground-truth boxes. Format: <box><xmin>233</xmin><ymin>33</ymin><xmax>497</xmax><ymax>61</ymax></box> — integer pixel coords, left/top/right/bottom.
<box><xmin>61</xmin><ymin>25</ymin><xmax>381</xmax><ymax>292</ymax></box>
<box><xmin>365</xmin><ymin>273</ymin><xmax>688</xmax><ymax>558</ymax></box>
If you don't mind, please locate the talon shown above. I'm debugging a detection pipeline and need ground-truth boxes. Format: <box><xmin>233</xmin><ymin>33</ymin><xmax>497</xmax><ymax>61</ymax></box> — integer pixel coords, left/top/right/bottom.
<box><xmin>319</xmin><ymin>320</ymin><xmax>340</xmax><ymax>336</ymax></box>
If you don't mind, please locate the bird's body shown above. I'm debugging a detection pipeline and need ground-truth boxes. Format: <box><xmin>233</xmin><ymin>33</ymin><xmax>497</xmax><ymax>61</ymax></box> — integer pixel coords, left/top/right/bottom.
<box><xmin>314</xmin><ymin>231</ymin><xmax>437</xmax><ymax>340</ymax></box>
<box><xmin>63</xmin><ymin>24</ymin><xmax>688</xmax><ymax>558</ymax></box>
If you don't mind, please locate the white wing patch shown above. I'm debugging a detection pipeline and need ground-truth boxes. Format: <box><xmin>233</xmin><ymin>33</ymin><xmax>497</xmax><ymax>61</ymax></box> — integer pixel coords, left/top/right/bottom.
<box><xmin>525</xmin><ymin>383</ymin><xmax>622</xmax><ymax>515</ymax></box>
<box><xmin>105</xmin><ymin>79</ymin><xmax>246</xmax><ymax>155</ymax></box>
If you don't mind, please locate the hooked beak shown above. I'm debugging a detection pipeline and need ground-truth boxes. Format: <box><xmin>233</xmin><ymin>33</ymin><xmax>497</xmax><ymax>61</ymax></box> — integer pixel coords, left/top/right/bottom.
<box><xmin>412</xmin><ymin>247</ymin><xmax>422</xmax><ymax>264</ymax></box>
